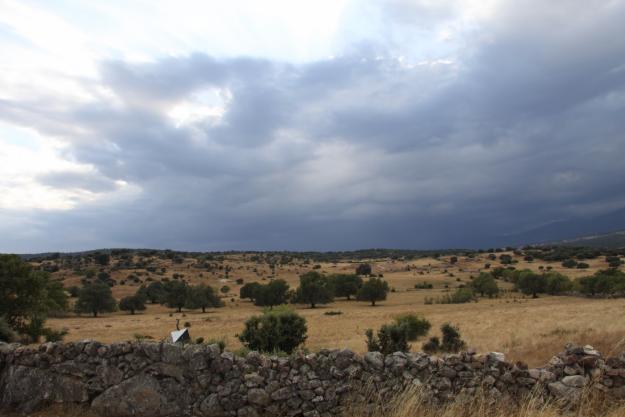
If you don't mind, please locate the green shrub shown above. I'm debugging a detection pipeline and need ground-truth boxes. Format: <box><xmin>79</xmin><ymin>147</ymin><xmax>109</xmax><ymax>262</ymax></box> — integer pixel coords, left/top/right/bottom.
<box><xmin>394</xmin><ymin>314</ymin><xmax>431</xmax><ymax>341</ymax></box>
<box><xmin>365</xmin><ymin>323</ymin><xmax>410</xmax><ymax>354</ymax></box>
<box><xmin>238</xmin><ymin>306</ymin><xmax>307</xmax><ymax>354</ymax></box>
<box><xmin>441</xmin><ymin>323</ymin><xmax>466</xmax><ymax>352</ymax></box>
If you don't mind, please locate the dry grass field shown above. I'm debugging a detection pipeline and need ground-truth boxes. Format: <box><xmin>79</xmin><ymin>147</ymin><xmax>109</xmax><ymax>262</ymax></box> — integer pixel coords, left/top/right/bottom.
<box><xmin>43</xmin><ymin>251</ymin><xmax>625</xmax><ymax>367</ymax></box>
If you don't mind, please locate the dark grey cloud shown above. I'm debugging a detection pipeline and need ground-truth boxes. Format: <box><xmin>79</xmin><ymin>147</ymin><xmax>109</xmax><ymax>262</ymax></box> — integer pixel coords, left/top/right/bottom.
<box><xmin>1</xmin><ymin>0</ymin><xmax>625</xmax><ymax>252</ymax></box>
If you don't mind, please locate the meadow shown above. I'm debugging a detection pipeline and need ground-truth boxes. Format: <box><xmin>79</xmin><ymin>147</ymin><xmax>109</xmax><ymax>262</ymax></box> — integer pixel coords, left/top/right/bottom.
<box><xmin>41</xmin><ymin>249</ymin><xmax>625</xmax><ymax>367</ymax></box>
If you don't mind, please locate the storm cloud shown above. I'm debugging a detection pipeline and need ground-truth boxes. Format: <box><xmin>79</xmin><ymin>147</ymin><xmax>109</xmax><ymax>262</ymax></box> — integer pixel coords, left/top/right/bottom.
<box><xmin>1</xmin><ymin>0</ymin><xmax>624</xmax><ymax>252</ymax></box>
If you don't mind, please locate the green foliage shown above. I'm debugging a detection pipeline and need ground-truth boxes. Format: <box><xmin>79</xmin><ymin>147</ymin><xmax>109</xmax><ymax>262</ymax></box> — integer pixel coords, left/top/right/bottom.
<box><xmin>93</xmin><ymin>252</ymin><xmax>110</xmax><ymax>266</ymax></box>
<box><xmin>435</xmin><ymin>287</ymin><xmax>475</xmax><ymax>304</ymax></box>
<box><xmin>422</xmin><ymin>324</ymin><xmax>466</xmax><ymax>353</ymax></box>
<box><xmin>293</xmin><ymin>272</ymin><xmax>334</xmax><ymax>308</ymax></box>
<box><xmin>366</xmin><ymin>323</ymin><xmax>410</xmax><ymax>354</ymax></box>
<box><xmin>74</xmin><ymin>282</ymin><xmax>117</xmax><ymax>317</ymax></box>
<box><xmin>441</xmin><ymin>323</ymin><xmax>466</xmax><ymax>352</ymax></box>
<box><xmin>67</xmin><ymin>286</ymin><xmax>80</xmax><ymax>297</ymax></box>
<box><xmin>185</xmin><ymin>284</ymin><xmax>223</xmax><ymax>312</ymax></box>
<box><xmin>516</xmin><ymin>270</ymin><xmax>547</xmax><ymax>298</ymax></box>
<box><xmin>238</xmin><ymin>306</ymin><xmax>307</xmax><ymax>354</ymax></box>
<box><xmin>470</xmin><ymin>272</ymin><xmax>499</xmax><ymax>297</ymax></box>
<box><xmin>163</xmin><ymin>280</ymin><xmax>189</xmax><ymax>312</ymax></box>
<box><xmin>0</xmin><ymin>254</ymin><xmax>69</xmax><ymax>339</ymax></box>
<box><xmin>254</xmin><ymin>279</ymin><xmax>290</xmax><ymax>308</ymax></box>
<box><xmin>119</xmin><ymin>295</ymin><xmax>146</xmax><ymax>315</ymax></box>
<box><xmin>356</xmin><ymin>277</ymin><xmax>389</xmax><ymax>306</ymax></box>
<box><xmin>577</xmin><ymin>269</ymin><xmax>625</xmax><ymax>296</ymax></box>
<box><xmin>414</xmin><ymin>282</ymin><xmax>433</xmax><ymax>289</ymax></box>
<box><xmin>394</xmin><ymin>313</ymin><xmax>431</xmax><ymax>341</ymax></box>
<box><xmin>240</xmin><ymin>282</ymin><xmax>262</xmax><ymax>301</ymax></box>
<box><xmin>562</xmin><ymin>259</ymin><xmax>578</xmax><ymax>268</ymax></box>
<box><xmin>220</xmin><ymin>285</ymin><xmax>230</xmax><ymax>294</ymax></box>
<box><xmin>544</xmin><ymin>272</ymin><xmax>573</xmax><ymax>295</ymax></box>
<box><xmin>140</xmin><ymin>281</ymin><xmax>167</xmax><ymax>304</ymax></box>
<box><xmin>356</xmin><ymin>263</ymin><xmax>372</xmax><ymax>276</ymax></box>
<box><xmin>329</xmin><ymin>274</ymin><xmax>362</xmax><ymax>300</ymax></box>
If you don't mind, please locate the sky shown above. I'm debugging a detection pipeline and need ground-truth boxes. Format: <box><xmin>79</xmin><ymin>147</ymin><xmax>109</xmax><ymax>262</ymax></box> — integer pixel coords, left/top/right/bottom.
<box><xmin>1</xmin><ymin>0</ymin><xmax>625</xmax><ymax>253</ymax></box>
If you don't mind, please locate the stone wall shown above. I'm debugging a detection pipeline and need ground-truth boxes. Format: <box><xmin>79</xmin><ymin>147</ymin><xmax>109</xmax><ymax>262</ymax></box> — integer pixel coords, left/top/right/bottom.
<box><xmin>1</xmin><ymin>341</ymin><xmax>625</xmax><ymax>417</ymax></box>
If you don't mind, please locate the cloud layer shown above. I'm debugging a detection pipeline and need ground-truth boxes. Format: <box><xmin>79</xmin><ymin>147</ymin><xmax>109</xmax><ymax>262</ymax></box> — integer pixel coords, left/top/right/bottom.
<box><xmin>1</xmin><ymin>0</ymin><xmax>625</xmax><ymax>252</ymax></box>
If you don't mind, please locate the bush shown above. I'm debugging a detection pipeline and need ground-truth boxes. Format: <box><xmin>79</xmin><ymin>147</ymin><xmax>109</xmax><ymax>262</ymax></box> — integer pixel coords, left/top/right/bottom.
<box><xmin>441</xmin><ymin>323</ymin><xmax>466</xmax><ymax>352</ymax></box>
<box><xmin>238</xmin><ymin>306</ymin><xmax>307</xmax><ymax>354</ymax></box>
<box><xmin>422</xmin><ymin>336</ymin><xmax>440</xmax><ymax>354</ymax></box>
<box><xmin>394</xmin><ymin>314</ymin><xmax>431</xmax><ymax>341</ymax></box>
<box><xmin>42</xmin><ymin>327</ymin><xmax>68</xmax><ymax>342</ymax></box>
<box><xmin>422</xmin><ymin>324</ymin><xmax>467</xmax><ymax>353</ymax></box>
<box><xmin>365</xmin><ymin>323</ymin><xmax>410</xmax><ymax>354</ymax></box>
<box><xmin>470</xmin><ymin>273</ymin><xmax>499</xmax><ymax>297</ymax></box>
<box><xmin>414</xmin><ymin>282</ymin><xmax>433</xmax><ymax>289</ymax></box>
<box><xmin>356</xmin><ymin>263</ymin><xmax>372</xmax><ymax>276</ymax></box>
<box><xmin>562</xmin><ymin>259</ymin><xmax>578</xmax><ymax>268</ymax></box>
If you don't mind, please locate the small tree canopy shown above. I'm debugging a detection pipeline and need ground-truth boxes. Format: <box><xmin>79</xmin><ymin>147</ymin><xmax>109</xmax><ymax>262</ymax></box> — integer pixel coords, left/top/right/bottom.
<box><xmin>356</xmin><ymin>263</ymin><xmax>372</xmax><ymax>276</ymax></box>
<box><xmin>74</xmin><ymin>282</ymin><xmax>117</xmax><ymax>317</ymax></box>
<box><xmin>329</xmin><ymin>274</ymin><xmax>362</xmax><ymax>300</ymax></box>
<box><xmin>254</xmin><ymin>279</ymin><xmax>290</xmax><ymax>308</ymax></box>
<box><xmin>186</xmin><ymin>284</ymin><xmax>223</xmax><ymax>312</ymax></box>
<box><xmin>470</xmin><ymin>272</ymin><xmax>499</xmax><ymax>297</ymax></box>
<box><xmin>357</xmin><ymin>277</ymin><xmax>389</xmax><ymax>306</ymax></box>
<box><xmin>240</xmin><ymin>282</ymin><xmax>262</xmax><ymax>301</ymax></box>
<box><xmin>292</xmin><ymin>271</ymin><xmax>334</xmax><ymax>308</ymax></box>
<box><xmin>163</xmin><ymin>280</ymin><xmax>189</xmax><ymax>312</ymax></box>
<box><xmin>119</xmin><ymin>295</ymin><xmax>146</xmax><ymax>315</ymax></box>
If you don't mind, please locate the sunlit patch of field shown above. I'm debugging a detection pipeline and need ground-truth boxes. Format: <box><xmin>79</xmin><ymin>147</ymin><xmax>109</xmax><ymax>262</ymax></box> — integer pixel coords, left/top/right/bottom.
<box><xmin>45</xmin><ymin>252</ymin><xmax>625</xmax><ymax>367</ymax></box>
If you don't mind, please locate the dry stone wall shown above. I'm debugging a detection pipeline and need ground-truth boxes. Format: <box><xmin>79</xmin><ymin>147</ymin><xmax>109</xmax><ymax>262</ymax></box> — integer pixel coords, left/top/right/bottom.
<box><xmin>1</xmin><ymin>341</ymin><xmax>625</xmax><ymax>417</ymax></box>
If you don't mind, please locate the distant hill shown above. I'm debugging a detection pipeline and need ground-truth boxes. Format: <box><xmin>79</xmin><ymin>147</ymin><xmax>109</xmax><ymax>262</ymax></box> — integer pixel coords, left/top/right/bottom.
<box><xmin>546</xmin><ymin>230</ymin><xmax>625</xmax><ymax>248</ymax></box>
<box><xmin>501</xmin><ymin>207</ymin><xmax>625</xmax><ymax>247</ymax></box>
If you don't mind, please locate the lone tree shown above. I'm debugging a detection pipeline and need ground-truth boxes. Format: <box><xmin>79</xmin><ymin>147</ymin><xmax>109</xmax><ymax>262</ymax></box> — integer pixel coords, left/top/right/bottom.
<box><xmin>293</xmin><ymin>271</ymin><xmax>334</xmax><ymax>308</ymax></box>
<box><xmin>240</xmin><ymin>282</ymin><xmax>262</xmax><ymax>302</ymax></box>
<box><xmin>74</xmin><ymin>282</ymin><xmax>117</xmax><ymax>317</ymax></box>
<box><xmin>163</xmin><ymin>280</ymin><xmax>189</xmax><ymax>312</ymax></box>
<box><xmin>356</xmin><ymin>263</ymin><xmax>372</xmax><ymax>276</ymax></box>
<box><xmin>186</xmin><ymin>284</ymin><xmax>223</xmax><ymax>312</ymax></box>
<box><xmin>254</xmin><ymin>279</ymin><xmax>290</xmax><ymax>309</ymax></box>
<box><xmin>357</xmin><ymin>277</ymin><xmax>389</xmax><ymax>306</ymax></box>
<box><xmin>119</xmin><ymin>295</ymin><xmax>146</xmax><ymax>315</ymax></box>
<box><xmin>470</xmin><ymin>272</ymin><xmax>499</xmax><ymax>297</ymax></box>
<box><xmin>329</xmin><ymin>274</ymin><xmax>362</xmax><ymax>300</ymax></box>
<box><xmin>239</xmin><ymin>306</ymin><xmax>307</xmax><ymax>354</ymax></box>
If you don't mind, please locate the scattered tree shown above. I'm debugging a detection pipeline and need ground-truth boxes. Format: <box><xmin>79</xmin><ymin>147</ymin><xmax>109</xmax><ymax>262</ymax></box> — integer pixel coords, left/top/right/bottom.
<box><xmin>329</xmin><ymin>274</ymin><xmax>362</xmax><ymax>300</ymax></box>
<box><xmin>357</xmin><ymin>277</ymin><xmax>389</xmax><ymax>306</ymax></box>
<box><xmin>293</xmin><ymin>271</ymin><xmax>334</xmax><ymax>308</ymax></box>
<box><xmin>470</xmin><ymin>272</ymin><xmax>499</xmax><ymax>297</ymax></box>
<box><xmin>119</xmin><ymin>295</ymin><xmax>146</xmax><ymax>315</ymax></box>
<box><xmin>74</xmin><ymin>282</ymin><xmax>117</xmax><ymax>317</ymax></box>
<box><xmin>163</xmin><ymin>280</ymin><xmax>189</xmax><ymax>312</ymax></box>
<box><xmin>186</xmin><ymin>284</ymin><xmax>223</xmax><ymax>312</ymax></box>
<box><xmin>254</xmin><ymin>279</ymin><xmax>290</xmax><ymax>309</ymax></box>
<box><xmin>356</xmin><ymin>263</ymin><xmax>372</xmax><ymax>276</ymax></box>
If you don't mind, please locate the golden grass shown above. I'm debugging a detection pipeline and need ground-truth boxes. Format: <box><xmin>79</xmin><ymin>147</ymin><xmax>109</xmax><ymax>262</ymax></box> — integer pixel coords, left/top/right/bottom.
<box><xmin>45</xmin><ymin>252</ymin><xmax>625</xmax><ymax>367</ymax></box>
<box><xmin>345</xmin><ymin>386</ymin><xmax>625</xmax><ymax>417</ymax></box>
